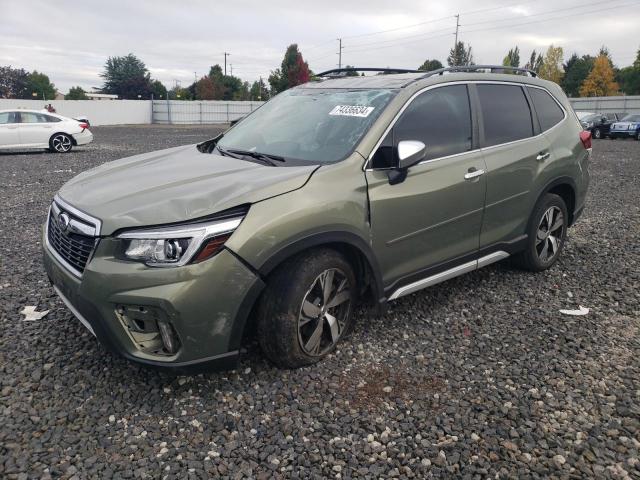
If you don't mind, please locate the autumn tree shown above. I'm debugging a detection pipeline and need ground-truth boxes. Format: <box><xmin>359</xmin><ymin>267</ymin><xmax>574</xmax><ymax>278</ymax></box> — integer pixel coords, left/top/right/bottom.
<box><xmin>502</xmin><ymin>46</ymin><xmax>520</xmax><ymax>67</ymax></box>
<box><xmin>269</xmin><ymin>44</ymin><xmax>311</xmax><ymax>94</ymax></box>
<box><xmin>418</xmin><ymin>59</ymin><xmax>443</xmax><ymax>71</ymax></box>
<box><xmin>447</xmin><ymin>42</ymin><xmax>474</xmax><ymax>66</ymax></box>
<box><xmin>66</xmin><ymin>86</ymin><xmax>88</xmax><ymax>100</ymax></box>
<box><xmin>538</xmin><ymin>45</ymin><xmax>564</xmax><ymax>84</ymax></box>
<box><xmin>562</xmin><ymin>53</ymin><xmax>594</xmax><ymax>97</ymax></box>
<box><xmin>579</xmin><ymin>54</ymin><xmax>619</xmax><ymax>97</ymax></box>
<box><xmin>195</xmin><ymin>76</ymin><xmax>217</xmax><ymax>100</ymax></box>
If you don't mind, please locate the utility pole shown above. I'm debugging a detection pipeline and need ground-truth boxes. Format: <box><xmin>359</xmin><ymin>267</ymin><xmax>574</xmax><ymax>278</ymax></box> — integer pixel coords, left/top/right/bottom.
<box><xmin>337</xmin><ymin>38</ymin><xmax>343</xmax><ymax>69</ymax></box>
<box><xmin>258</xmin><ymin>76</ymin><xmax>262</xmax><ymax>100</ymax></box>
<box><xmin>224</xmin><ymin>52</ymin><xmax>230</xmax><ymax>76</ymax></box>
<box><xmin>194</xmin><ymin>72</ymin><xmax>197</xmax><ymax>84</ymax></box>
<box><xmin>454</xmin><ymin>14</ymin><xmax>460</xmax><ymax>50</ymax></box>
<box><xmin>230</xmin><ymin>64</ymin><xmax>233</xmax><ymax>76</ymax></box>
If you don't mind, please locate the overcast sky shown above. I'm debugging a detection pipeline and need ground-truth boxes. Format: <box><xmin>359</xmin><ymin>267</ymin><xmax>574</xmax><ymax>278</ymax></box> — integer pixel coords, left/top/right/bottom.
<box><xmin>1</xmin><ymin>0</ymin><xmax>639</xmax><ymax>93</ymax></box>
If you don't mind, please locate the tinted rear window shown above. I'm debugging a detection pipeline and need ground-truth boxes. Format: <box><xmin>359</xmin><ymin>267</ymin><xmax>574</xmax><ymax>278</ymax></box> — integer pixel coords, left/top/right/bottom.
<box><xmin>477</xmin><ymin>84</ymin><xmax>533</xmax><ymax>147</ymax></box>
<box><xmin>528</xmin><ymin>87</ymin><xmax>564</xmax><ymax>131</ymax></box>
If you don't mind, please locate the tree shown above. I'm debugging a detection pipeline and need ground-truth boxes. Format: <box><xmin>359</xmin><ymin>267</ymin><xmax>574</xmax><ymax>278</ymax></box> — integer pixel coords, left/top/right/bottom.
<box><xmin>101</xmin><ymin>53</ymin><xmax>153</xmax><ymax>99</ymax></box>
<box><xmin>502</xmin><ymin>46</ymin><xmax>520</xmax><ymax>67</ymax></box>
<box><xmin>447</xmin><ymin>41</ymin><xmax>474</xmax><ymax>67</ymax></box>
<box><xmin>150</xmin><ymin>80</ymin><xmax>167</xmax><ymax>99</ymax></box>
<box><xmin>561</xmin><ymin>53</ymin><xmax>594</xmax><ymax>97</ymax></box>
<box><xmin>195</xmin><ymin>76</ymin><xmax>216</xmax><ymax>100</ymax></box>
<box><xmin>24</xmin><ymin>71</ymin><xmax>56</xmax><ymax>100</ymax></box>
<box><xmin>523</xmin><ymin>50</ymin><xmax>543</xmax><ymax>73</ymax></box>
<box><xmin>343</xmin><ymin>65</ymin><xmax>360</xmax><ymax>76</ymax></box>
<box><xmin>579</xmin><ymin>54</ymin><xmax>619</xmax><ymax>97</ymax></box>
<box><xmin>0</xmin><ymin>66</ymin><xmax>29</xmax><ymax>98</ymax></box>
<box><xmin>617</xmin><ymin>48</ymin><xmax>640</xmax><ymax>95</ymax></box>
<box><xmin>249</xmin><ymin>78</ymin><xmax>269</xmax><ymax>100</ymax></box>
<box><xmin>538</xmin><ymin>45</ymin><xmax>564</xmax><ymax>84</ymax></box>
<box><xmin>269</xmin><ymin>44</ymin><xmax>311</xmax><ymax>94</ymax></box>
<box><xmin>66</xmin><ymin>86</ymin><xmax>88</xmax><ymax>100</ymax></box>
<box><xmin>169</xmin><ymin>86</ymin><xmax>192</xmax><ymax>100</ymax></box>
<box><xmin>418</xmin><ymin>59</ymin><xmax>443</xmax><ymax>71</ymax></box>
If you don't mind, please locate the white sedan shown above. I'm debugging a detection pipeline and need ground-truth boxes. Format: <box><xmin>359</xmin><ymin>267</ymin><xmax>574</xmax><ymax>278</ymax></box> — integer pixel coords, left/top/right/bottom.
<box><xmin>0</xmin><ymin>109</ymin><xmax>93</xmax><ymax>153</ymax></box>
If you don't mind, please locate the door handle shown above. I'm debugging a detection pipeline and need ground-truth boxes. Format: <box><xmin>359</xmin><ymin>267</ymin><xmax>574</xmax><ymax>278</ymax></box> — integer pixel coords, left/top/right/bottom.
<box><xmin>536</xmin><ymin>151</ymin><xmax>550</xmax><ymax>161</ymax></box>
<box><xmin>464</xmin><ymin>168</ymin><xmax>485</xmax><ymax>180</ymax></box>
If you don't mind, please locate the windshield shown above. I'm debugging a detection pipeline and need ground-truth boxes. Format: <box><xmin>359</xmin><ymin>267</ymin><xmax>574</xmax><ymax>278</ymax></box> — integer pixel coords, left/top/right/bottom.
<box><xmin>581</xmin><ymin>114</ymin><xmax>600</xmax><ymax>122</ymax></box>
<box><xmin>217</xmin><ymin>88</ymin><xmax>396</xmax><ymax>164</ymax></box>
<box><xmin>621</xmin><ymin>114</ymin><xmax>640</xmax><ymax>122</ymax></box>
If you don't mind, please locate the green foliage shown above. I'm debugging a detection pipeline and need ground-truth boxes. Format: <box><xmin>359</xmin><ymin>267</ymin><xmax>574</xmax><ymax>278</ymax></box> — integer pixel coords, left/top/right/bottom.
<box><xmin>101</xmin><ymin>53</ymin><xmax>153</xmax><ymax>99</ymax></box>
<box><xmin>66</xmin><ymin>86</ymin><xmax>88</xmax><ymax>100</ymax></box>
<box><xmin>25</xmin><ymin>71</ymin><xmax>56</xmax><ymax>100</ymax></box>
<box><xmin>150</xmin><ymin>80</ymin><xmax>167</xmax><ymax>99</ymax></box>
<box><xmin>418</xmin><ymin>59</ymin><xmax>443</xmax><ymax>71</ymax></box>
<box><xmin>562</xmin><ymin>54</ymin><xmax>594</xmax><ymax>97</ymax></box>
<box><xmin>169</xmin><ymin>87</ymin><xmax>192</xmax><ymax>100</ymax></box>
<box><xmin>615</xmin><ymin>49</ymin><xmax>640</xmax><ymax>95</ymax></box>
<box><xmin>523</xmin><ymin>50</ymin><xmax>543</xmax><ymax>73</ymax></box>
<box><xmin>539</xmin><ymin>45</ymin><xmax>564</xmax><ymax>84</ymax></box>
<box><xmin>447</xmin><ymin>42</ymin><xmax>474</xmax><ymax>67</ymax></box>
<box><xmin>502</xmin><ymin>46</ymin><xmax>520</xmax><ymax>68</ymax></box>
<box><xmin>269</xmin><ymin>44</ymin><xmax>310</xmax><ymax>94</ymax></box>
<box><xmin>343</xmin><ymin>65</ymin><xmax>360</xmax><ymax>76</ymax></box>
<box><xmin>249</xmin><ymin>78</ymin><xmax>269</xmax><ymax>100</ymax></box>
<box><xmin>0</xmin><ymin>66</ymin><xmax>29</xmax><ymax>98</ymax></box>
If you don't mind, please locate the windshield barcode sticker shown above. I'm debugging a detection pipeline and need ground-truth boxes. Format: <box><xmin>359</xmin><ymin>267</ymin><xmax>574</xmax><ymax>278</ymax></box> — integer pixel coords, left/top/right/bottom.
<box><xmin>329</xmin><ymin>105</ymin><xmax>375</xmax><ymax>117</ymax></box>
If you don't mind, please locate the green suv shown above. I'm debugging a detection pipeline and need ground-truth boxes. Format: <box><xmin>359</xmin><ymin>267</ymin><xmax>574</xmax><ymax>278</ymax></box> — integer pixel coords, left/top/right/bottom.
<box><xmin>43</xmin><ymin>66</ymin><xmax>591</xmax><ymax>370</ymax></box>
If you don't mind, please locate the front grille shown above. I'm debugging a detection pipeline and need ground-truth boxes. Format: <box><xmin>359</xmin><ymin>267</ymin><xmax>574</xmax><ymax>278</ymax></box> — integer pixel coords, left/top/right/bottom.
<box><xmin>47</xmin><ymin>206</ymin><xmax>97</xmax><ymax>275</ymax></box>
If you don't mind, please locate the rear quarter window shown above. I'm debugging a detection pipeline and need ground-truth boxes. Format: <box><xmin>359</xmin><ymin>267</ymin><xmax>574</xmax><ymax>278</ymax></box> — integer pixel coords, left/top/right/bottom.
<box><xmin>528</xmin><ymin>87</ymin><xmax>565</xmax><ymax>131</ymax></box>
<box><xmin>477</xmin><ymin>84</ymin><xmax>533</xmax><ymax>147</ymax></box>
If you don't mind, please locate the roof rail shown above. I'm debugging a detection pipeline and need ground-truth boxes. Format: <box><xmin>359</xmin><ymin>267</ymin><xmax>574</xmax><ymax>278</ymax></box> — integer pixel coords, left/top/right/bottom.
<box><xmin>421</xmin><ymin>65</ymin><xmax>537</xmax><ymax>78</ymax></box>
<box><xmin>316</xmin><ymin>67</ymin><xmax>423</xmax><ymax>77</ymax></box>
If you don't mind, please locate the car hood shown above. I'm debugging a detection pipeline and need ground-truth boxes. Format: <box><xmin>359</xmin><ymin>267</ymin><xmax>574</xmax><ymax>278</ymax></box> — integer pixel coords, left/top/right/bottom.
<box><xmin>58</xmin><ymin>144</ymin><xmax>318</xmax><ymax>235</ymax></box>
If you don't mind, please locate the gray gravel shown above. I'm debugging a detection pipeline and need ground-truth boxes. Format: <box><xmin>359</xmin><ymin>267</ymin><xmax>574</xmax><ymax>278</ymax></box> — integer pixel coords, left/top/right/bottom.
<box><xmin>1</xmin><ymin>126</ymin><xmax>639</xmax><ymax>479</ymax></box>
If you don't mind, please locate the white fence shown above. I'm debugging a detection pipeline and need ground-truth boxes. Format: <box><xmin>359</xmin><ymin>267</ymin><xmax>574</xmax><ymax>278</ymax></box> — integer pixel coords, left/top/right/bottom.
<box><xmin>569</xmin><ymin>96</ymin><xmax>640</xmax><ymax>114</ymax></box>
<box><xmin>0</xmin><ymin>99</ymin><xmax>151</xmax><ymax>126</ymax></box>
<box><xmin>152</xmin><ymin>100</ymin><xmax>264</xmax><ymax>124</ymax></box>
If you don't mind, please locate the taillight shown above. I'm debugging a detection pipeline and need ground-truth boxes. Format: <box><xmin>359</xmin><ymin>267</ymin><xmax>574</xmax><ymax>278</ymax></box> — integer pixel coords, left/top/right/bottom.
<box><xmin>78</xmin><ymin>122</ymin><xmax>89</xmax><ymax>130</ymax></box>
<box><xmin>579</xmin><ymin>130</ymin><xmax>592</xmax><ymax>150</ymax></box>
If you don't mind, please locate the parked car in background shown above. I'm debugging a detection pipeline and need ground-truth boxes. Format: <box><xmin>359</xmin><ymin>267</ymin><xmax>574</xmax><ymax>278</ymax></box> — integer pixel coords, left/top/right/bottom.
<box><xmin>43</xmin><ymin>66</ymin><xmax>590</xmax><ymax>370</ymax></box>
<box><xmin>0</xmin><ymin>110</ymin><xmax>92</xmax><ymax>152</ymax></box>
<box><xmin>609</xmin><ymin>114</ymin><xmax>640</xmax><ymax>140</ymax></box>
<box><xmin>575</xmin><ymin>111</ymin><xmax>595</xmax><ymax>121</ymax></box>
<box><xmin>580</xmin><ymin>112</ymin><xmax>622</xmax><ymax>139</ymax></box>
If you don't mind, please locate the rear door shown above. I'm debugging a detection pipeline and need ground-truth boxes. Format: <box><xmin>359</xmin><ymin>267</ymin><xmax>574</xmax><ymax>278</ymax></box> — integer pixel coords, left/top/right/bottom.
<box><xmin>365</xmin><ymin>84</ymin><xmax>487</xmax><ymax>289</ymax></box>
<box><xmin>475</xmin><ymin>82</ymin><xmax>552</xmax><ymax>249</ymax></box>
<box><xmin>0</xmin><ymin>112</ymin><xmax>21</xmax><ymax>147</ymax></box>
<box><xmin>17</xmin><ymin>112</ymin><xmax>53</xmax><ymax>147</ymax></box>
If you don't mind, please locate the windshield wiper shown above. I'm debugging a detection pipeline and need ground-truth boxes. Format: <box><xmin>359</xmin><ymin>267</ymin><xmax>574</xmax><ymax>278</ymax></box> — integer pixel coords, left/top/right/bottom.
<box><xmin>215</xmin><ymin>144</ymin><xmax>242</xmax><ymax>159</ymax></box>
<box><xmin>227</xmin><ymin>149</ymin><xmax>286</xmax><ymax>166</ymax></box>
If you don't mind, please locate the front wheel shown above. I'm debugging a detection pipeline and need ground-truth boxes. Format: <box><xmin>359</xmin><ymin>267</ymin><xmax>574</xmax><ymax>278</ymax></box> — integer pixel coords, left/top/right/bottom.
<box><xmin>513</xmin><ymin>193</ymin><xmax>568</xmax><ymax>272</ymax></box>
<box><xmin>49</xmin><ymin>133</ymin><xmax>73</xmax><ymax>153</ymax></box>
<box><xmin>593</xmin><ymin>128</ymin><xmax>601</xmax><ymax>139</ymax></box>
<box><xmin>257</xmin><ymin>249</ymin><xmax>356</xmax><ymax>368</ymax></box>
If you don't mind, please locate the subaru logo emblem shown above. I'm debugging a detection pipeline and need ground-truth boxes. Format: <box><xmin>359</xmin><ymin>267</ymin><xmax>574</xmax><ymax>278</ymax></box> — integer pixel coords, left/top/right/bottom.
<box><xmin>58</xmin><ymin>213</ymin><xmax>70</xmax><ymax>233</ymax></box>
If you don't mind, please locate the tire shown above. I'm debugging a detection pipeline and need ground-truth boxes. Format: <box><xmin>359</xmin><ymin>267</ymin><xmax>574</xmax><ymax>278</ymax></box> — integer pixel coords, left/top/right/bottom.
<box><xmin>636</xmin><ymin>131</ymin><xmax>640</xmax><ymax>141</ymax></box>
<box><xmin>49</xmin><ymin>133</ymin><xmax>73</xmax><ymax>153</ymax></box>
<box><xmin>593</xmin><ymin>128</ymin><xmax>601</xmax><ymax>139</ymax></box>
<box><xmin>513</xmin><ymin>193</ymin><xmax>568</xmax><ymax>272</ymax></box>
<box><xmin>257</xmin><ymin>248</ymin><xmax>356</xmax><ymax>368</ymax></box>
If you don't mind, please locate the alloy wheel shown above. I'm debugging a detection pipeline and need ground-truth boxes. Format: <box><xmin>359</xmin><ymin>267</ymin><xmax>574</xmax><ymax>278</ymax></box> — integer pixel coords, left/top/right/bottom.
<box><xmin>536</xmin><ymin>206</ymin><xmax>564</xmax><ymax>263</ymax></box>
<box><xmin>593</xmin><ymin>129</ymin><xmax>601</xmax><ymax>139</ymax></box>
<box><xmin>52</xmin><ymin>134</ymin><xmax>72</xmax><ymax>152</ymax></box>
<box><xmin>297</xmin><ymin>268</ymin><xmax>351</xmax><ymax>356</ymax></box>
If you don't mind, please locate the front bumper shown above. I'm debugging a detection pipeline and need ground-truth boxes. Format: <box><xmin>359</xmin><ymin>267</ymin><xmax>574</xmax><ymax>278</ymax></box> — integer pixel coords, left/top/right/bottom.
<box><xmin>43</xmin><ymin>229</ymin><xmax>264</xmax><ymax>371</ymax></box>
<box><xmin>73</xmin><ymin>129</ymin><xmax>93</xmax><ymax>146</ymax></box>
<box><xmin>609</xmin><ymin>129</ymin><xmax>637</xmax><ymax>138</ymax></box>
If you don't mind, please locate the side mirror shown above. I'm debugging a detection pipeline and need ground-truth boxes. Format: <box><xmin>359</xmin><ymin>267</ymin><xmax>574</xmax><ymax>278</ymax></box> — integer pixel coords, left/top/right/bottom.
<box><xmin>387</xmin><ymin>140</ymin><xmax>427</xmax><ymax>185</ymax></box>
<box><xmin>397</xmin><ymin>140</ymin><xmax>427</xmax><ymax>169</ymax></box>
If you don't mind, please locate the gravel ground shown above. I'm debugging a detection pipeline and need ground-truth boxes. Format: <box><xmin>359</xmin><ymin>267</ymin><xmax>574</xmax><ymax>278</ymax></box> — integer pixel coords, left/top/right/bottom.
<box><xmin>1</xmin><ymin>126</ymin><xmax>639</xmax><ymax>479</ymax></box>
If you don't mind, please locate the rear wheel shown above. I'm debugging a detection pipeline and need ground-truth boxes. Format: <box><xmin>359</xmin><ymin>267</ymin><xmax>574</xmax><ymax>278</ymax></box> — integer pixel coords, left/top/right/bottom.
<box><xmin>636</xmin><ymin>131</ymin><xmax>640</xmax><ymax>141</ymax></box>
<box><xmin>593</xmin><ymin>128</ymin><xmax>601</xmax><ymax>139</ymax></box>
<box><xmin>49</xmin><ymin>133</ymin><xmax>73</xmax><ymax>153</ymax></box>
<box><xmin>257</xmin><ymin>249</ymin><xmax>356</xmax><ymax>368</ymax></box>
<box><xmin>513</xmin><ymin>193</ymin><xmax>568</xmax><ymax>272</ymax></box>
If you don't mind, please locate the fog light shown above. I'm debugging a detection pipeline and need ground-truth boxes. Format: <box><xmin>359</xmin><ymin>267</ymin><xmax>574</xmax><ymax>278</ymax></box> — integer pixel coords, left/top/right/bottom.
<box><xmin>157</xmin><ymin>319</ymin><xmax>179</xmax><ymax>354</ymax></box>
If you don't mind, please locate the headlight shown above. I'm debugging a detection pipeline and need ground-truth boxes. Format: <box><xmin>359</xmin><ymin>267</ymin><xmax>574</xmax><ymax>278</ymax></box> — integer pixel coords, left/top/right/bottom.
<box><xmin>118</xmin><ymin>216</ymin><xmax>243</xmax><ymax>267</ymax></box>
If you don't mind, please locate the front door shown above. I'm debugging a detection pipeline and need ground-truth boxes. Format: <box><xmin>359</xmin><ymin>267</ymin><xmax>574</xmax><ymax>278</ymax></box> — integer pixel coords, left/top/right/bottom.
<box><xmin>365</xmin><ymin>84</ymin><xmax>486</xmax><ymax>293</ymax></box>
<box><xmin>0</xmin><ymin>111</ymin><xmax>21</xmax><ymax>147</ymax></box>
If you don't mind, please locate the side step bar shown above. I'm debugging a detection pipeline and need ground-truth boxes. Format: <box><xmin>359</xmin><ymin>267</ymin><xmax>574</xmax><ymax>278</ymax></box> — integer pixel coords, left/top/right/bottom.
<box><xmin>388</xmin><ymin>251</ymin><xmax>509</xmax><ymax>301</ymax></box>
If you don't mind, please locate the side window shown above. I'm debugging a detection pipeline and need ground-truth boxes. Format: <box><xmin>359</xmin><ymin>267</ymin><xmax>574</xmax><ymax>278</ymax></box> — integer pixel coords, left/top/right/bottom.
<box><xmin>19</xmin><ymin>112</ymin><xmax>45</xmax><ymax>123</ymax></box>
<box><xmin>527</xmin><ymin>87</ymin><xmax>564</xmax><ymax>131</ymax></box>
<box><xmin>44</xmin><ymin>114</ymin><xmax>61</xmax><ymax>123</ymax></box>
<box><xmin>0</xmin><ymin>112</ymin><xmax>19</xmax><ymax>124</ymax></box>
<box><xmin>394</xmin><ymin>85</ymin><xmax>472</xmax><ymax>161</ymax></box>
<box><xmin>370</xmin><ymin>131</ymin><xmax>394</xmax><ymax>169</ymax></box>
<box><xmin>477</xmin><ymin>84</ymin><xmax>533</xmax><ymax>147</ymax></box>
